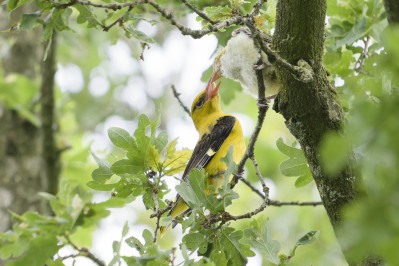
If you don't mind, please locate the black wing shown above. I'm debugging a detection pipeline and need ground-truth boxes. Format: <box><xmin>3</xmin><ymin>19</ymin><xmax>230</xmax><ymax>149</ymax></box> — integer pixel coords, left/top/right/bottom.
<box><xmin>181</xmin><ymin>115</ymin><xmax>236</xmax><ymax>181</ymax></box>
<box><xmin>168</xmin><ymin>115</ymin><xmax>236</xmax><ymax>216</ymax></box>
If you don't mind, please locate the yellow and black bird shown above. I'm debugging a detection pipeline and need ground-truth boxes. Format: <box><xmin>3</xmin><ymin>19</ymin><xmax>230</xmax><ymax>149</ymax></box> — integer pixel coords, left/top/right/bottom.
<box><xmin>211</xmin><ymin>27</ymin><xmax>280</xmax><ymax>98</ymax></box>
<box><xmin>160</xmin><ymin>77</ymin><xmax>245</xmax><ymax>236</ymax></box>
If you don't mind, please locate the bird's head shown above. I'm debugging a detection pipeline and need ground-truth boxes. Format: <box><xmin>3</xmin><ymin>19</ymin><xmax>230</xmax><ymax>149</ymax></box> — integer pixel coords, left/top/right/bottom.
<box><xmin>191</xmin><ymin>75</ymin><xmax>222</xmax><ymax>130</ymax></box>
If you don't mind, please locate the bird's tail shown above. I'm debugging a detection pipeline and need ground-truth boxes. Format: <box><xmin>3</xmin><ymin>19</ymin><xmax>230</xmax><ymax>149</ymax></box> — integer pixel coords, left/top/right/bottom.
<box><xmin>158</xmin><ymin>199</ymin><xmax>189</xmax><ymax>238</ymax></box>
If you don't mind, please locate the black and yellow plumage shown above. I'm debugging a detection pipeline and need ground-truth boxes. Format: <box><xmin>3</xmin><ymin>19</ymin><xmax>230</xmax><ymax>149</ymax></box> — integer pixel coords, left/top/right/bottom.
<box><xmin>160</xmin><ymin>79</ymin><xmax>245</xmax><ymax>236</ymax></box>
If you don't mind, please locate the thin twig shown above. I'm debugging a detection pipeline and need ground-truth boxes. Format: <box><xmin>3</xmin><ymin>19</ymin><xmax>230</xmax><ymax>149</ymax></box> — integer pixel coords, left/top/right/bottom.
<box><xmin>150</xmin><ymin>200</ymin><xmax>173</xmax><ymax>218</ymax></box>
<box><xmin>355</xmin><ymin>35</ymin><xmax>371</xmax><ymax>74</ymax></box>
<box><xmin>146</xmin><ymin>0</ymin><xmax>243</xmax><ymax>38</ymax></box>
<box><xmin>250</xmin><ymin>0</ymin><xmax>266</xmax><ymax>16</ymax></box>
<box><xmin>203</xmin><ymin>55</ymin><xmax>272</xmax><ymax>226</ymax></box>
<box><xmin>102</xmin><ymin>6</ymin><xmax>133</xmax><ymax>32</ymax></box>
<box><xmin>171</xmin><ymin>85</ymin><xmax>191</xmax><ymax>116</ymax></box>
<box><xmin>180</xmin><ymin>0</ymin><xmax>216</xmax><ymax>24</ymax></box>
<box><xmin>151</xmin><ymin>187</ymin><xmax>160</xmax><ymax>243</ymax></box>
<box><xmin>64</xmin><ymin>235</ymin><xmax>106</xmax><ymax>266</ymax></box>
<box><xmin>231</xmin><ymin>57</ymin><xmax>269</xmax><ymax>188</ymax></box>
<box><xmin>238</xmin><ymin>176</ymin><xmax>265</xmax><ymax>199</ymax></box>
<box><xmin>268</xmin><ymin>200</ymin><xmax>323</xmax><ymax>207</ymax></box>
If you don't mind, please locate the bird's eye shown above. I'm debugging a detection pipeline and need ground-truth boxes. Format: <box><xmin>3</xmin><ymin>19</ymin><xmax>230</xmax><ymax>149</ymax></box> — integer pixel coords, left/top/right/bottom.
<box><xmin>196</xmin><ymin>98</ymin><xmax>204</xmax><ymax>108</ymax></box>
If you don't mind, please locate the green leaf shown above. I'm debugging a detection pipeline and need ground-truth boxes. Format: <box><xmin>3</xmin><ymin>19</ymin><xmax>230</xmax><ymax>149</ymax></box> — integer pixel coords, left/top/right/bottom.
<box><xmin>280</xmin><ymin>158</ymin><xmax>309</xmax><ymax>177</ymax></box>
<box><xmin>175</xmin><ymin>166</ymin><xmax>228</xmax><ymax>213</ymax></box>
<box><xmin>110</xmin><ymin>159</ymin><xmax>137</xmax><ymax>175</ymax></box>
<box><xmin>320</xmin><ymin>132</ymin><xmax>351</xmax><ymax>176</ymax></box>
<box><xmin>175</xmin><ymin>179</ymin><xmax>201</xmax><ymax>208</ymax></box>
<box><xmin>153</xmin><ymin>130</ymin><xmax>168</xmax><ymax>152</ymax></box>
<box><xmin>7</xmin><ymin>0</ymin><xmax>31</xmax><ymax>11</ymax></box>
<box><xmin>334</xmin><ymin>16</ymin><xmax>368</xmax><ymax>50</ymax></box>
<box><xmin>91</xmin><ymin>153</ymin><xmax>113</xmax><ymax>183</ymax></box>
<box><xmin>108</xmin><ymin>127</ymin><xmax>135</xmax><ymax>151</ymax></box>
<box><xmin>164</xmin><ymin>139</ymin><xmax>192</xmax><ymax>175</ymax></box>
<box><xmin>126</xmin><ymin>236</ymin><xmax>145</xmax><ymax>255</ymax></box>
<box><xmin>86</xmin><ymin>181</ymin><xmax>117</xmax><ymax>191</ymax></box>
<box><xmin>183</xmin><ymin>233</ymin><xmax>206</xmax><ymax>251</ymax></box>
<box><xmin>91</xmin><ymin>167</ymin><xmax>113</xmax><ymax>183</ymax></box>
<box><xmin>219</xmin><ymin>146</ymin><xmax>239</xmax><ymax>208</ymax></box>
<box><xmin>126</xmin><ymin>26</ymin><xmax>154</xmax><ymax>43</ymax></box>
<box><xmin>277</xmin><ymin>138</ymin><xmax>314</xmax><ymax>187</ymax></box>
<box><xmin>181</xmin><ymin>211</ymin><xmax>196</xmax><ymax>232</ymax></box>
<box><xmin>160</xmin><ymin>216</ymin><xmax>172</xmax><ymax>226</ymax></box>
<box><xmin>282</xmin><ymin>231</ymin><xmax>319</xmax><ymax>264</ymax></box>
<box><xmin>20</xmin><ymin>12</ymin><xmax>40</xmax><ymax>30</ymax></box>
<box><xmin>276</xmin><ymin>138</ymin><xmax>305</xmax><ymax>159</ymax></box>
<box><xmin>75</xmin><ymin>4</ymin><xmax>100</xmax><ymax>28</ymax></box>
<box><xmin>294</xmin><ymin>173</ymin><xmax>313</xmax><ymax>188</ymax></box>
<box><xmin>221</xmin><ymin>227</ymin><xmax>255</xmax><ymax>265</ymax></box>
<box><xmin>244</xmin><ymin>218</ymin><xmax>280</xmax><ymax>264</ymax></box>
<box><xmin>7</xmin><ymin>235</ymin><xmax>60</xmax><ymax>266</ymax></box>
<box><xmin>142</xmin><ymin>229</ymin><xmax>153</xmax><ymax>246</ymax></box>
<box><xmin>122</xmin><ymin>221</ymin><xmax>130</xmax><ymax>237</ymax></box>
<box><xmin>210</xmin><ymin>249</ymin><xmax>228</xmax><ymax>266</ymax></box>
<box><xmin>145</xmin><ymin>145</ymin><xmax>162</xmax><ymax>171</ymax></box>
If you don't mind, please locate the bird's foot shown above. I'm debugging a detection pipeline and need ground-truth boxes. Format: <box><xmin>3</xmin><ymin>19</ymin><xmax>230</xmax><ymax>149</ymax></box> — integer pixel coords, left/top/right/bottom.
<box><xmin>254</xmin><ymin>63</ymin><xmax>266</xmax><ymax>71</ymax></box>
<box><xmin>257</xmin><ymin>99</ymin><xmax>269</xmax><ymax>108</ymax></box>
<box><xmin>233</xmin><ymin>171</ymin><xmax>244</xmax><ymax>180</ymax></box>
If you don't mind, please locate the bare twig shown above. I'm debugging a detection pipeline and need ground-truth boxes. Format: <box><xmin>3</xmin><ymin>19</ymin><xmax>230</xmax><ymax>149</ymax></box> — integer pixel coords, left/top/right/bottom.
<box><xmin>268</xmin><ymin>200</ymin><xmax>323</xmax><ymax>207</ymax></box>
<box><xmin>171</xmin><ymin>85</ymin><xmax>191</xmax><ymax>116</ymax></box>
<box><xmin>180</xmin><ymin>0</ymin><xmax>216</xmax><ymax>24</ymax></box>
<box><xmin>355</xmin><ymin>35</ymin><xmax>371</xmax><ymax>74</ymax></box>
<box><xmin>146</xmin><ymin>0</ymin><xmax>243</xmax><ymax>38</ymax></box>
<box><xmin>231</xmin><ymin>57</ymin><xmax>269</xmax><ymax>188</ymax></box>
<box><xmin>64</xmin><ymin>235</ymin><xmax>106</xmax><ymax>266</ymax></box>
<box><xmin>250</xmin><ymin>0</ymin><xmax>266</xmax><ymax>16</ymax></box>
<box><xmin>151</xmin><ymin>187</ymin><xmax>160</xmax><ymax>243</ymax></box>
<box><xmin>150</xmin><ymin>200</ymin><xmax>173</xmax><ymax>218</ymax></box>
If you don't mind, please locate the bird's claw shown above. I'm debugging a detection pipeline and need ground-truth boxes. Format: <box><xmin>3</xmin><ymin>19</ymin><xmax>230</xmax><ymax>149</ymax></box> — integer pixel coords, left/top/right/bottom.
<box><xmin>254</xmin><ymin>63</ymin><xmax>266</xmax><ymax>71</ymax></box>
<box><xmin>257</xmin><ymin>100</ymin><xmax>269</xmax><ymax>108</ymax></box>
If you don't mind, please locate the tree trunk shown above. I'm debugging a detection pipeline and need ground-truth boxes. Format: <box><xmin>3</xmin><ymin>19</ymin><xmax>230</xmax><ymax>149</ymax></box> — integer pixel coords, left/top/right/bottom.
<box><xmin>271</xmin><ymin>0</ymin><xmax>376</xmax><ymax>265</ymax></box>
<box><xmin>0</xmin><ymin>4</ymin><xmax>60</xmax><ymax>234</ymax></box>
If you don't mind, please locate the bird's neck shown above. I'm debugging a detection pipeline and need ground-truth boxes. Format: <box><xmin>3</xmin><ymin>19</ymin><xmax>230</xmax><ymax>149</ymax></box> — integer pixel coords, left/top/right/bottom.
<box><xmin>194</xmin><ymin>110</ymin><xmax>225</xmax><ymax>137</ymax></box>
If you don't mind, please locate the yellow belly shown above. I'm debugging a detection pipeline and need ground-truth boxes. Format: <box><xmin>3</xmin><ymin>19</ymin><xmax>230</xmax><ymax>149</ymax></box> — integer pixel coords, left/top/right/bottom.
<box><xmin>204</xmin><ymin>121</ymin><xmax>245</xmax><ymax>192</ymax></box>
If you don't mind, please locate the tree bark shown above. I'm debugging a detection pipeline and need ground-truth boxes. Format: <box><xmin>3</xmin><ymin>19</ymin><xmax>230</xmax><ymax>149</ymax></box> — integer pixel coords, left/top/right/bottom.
<box><xmin>271</xmin><ymin>0</ymin><xmax>374</xmax><ymax>264</ymax></box>
<box><xmin>0</xmin><ymin>5</ymin><xmax>45</xmax><ymax>232</ymax></box>
<box><xmin>383</xmin><ymin>0</ymin><xmax>399</xmax><ymax>24</ymax></box>
<box><xmin>0</xmin><ymin>5</ymin><xmax>60</xmax><ymax>234</ymax></box>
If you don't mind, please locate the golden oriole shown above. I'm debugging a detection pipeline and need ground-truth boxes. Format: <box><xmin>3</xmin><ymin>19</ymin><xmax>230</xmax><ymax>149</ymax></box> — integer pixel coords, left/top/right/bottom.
<box><xmin>160</xmin><ymin>76</ymin><xmax>245</xmax><ymax>236</ymax></box>
<box><xmin>211</xmin><ymin>27</ymin><xmax>280</xmax><ymax>98</ymax></box>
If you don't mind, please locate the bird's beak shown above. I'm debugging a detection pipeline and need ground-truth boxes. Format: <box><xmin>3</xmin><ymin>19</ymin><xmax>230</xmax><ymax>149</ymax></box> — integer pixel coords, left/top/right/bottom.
<box><xmin>205</xmin><ymin>71</ymin><xmax>221</xmax><ymax>101</ymax></box>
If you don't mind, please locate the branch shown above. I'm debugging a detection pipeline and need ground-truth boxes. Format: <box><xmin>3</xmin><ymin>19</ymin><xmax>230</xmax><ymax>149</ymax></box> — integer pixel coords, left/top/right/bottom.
<box><xmin>245</xmin><ymin>22</ymin><xmax>314</xmax><ymax>83</ymax></box>
<box><xmin>151</xmin><ymin>186</ymin><xmax>160</xmax><ymax>243</ymax></box>
<box><xmin>203</xmin><ymin>57</ymin><xmax>272</xmax><ymax>227</ymax></box>
<box><xmin>180</xmin><ymin>0</ymin><xmax>216</xmax><ymax>24</ymax></box>
<box><xmin>146</xmin><ymin>0</ymin><xmax>243</xmax><ymax>38</ymax></box>
<box><xmin>64</xmin><ymin>235</ymin><xmax>106</xmax><ymax>266</ymax></box>
<box><xmin>250</xmin><ymin>0</ymin><xmax>266</xmax><ymax>16</ymax></box>
<box><xmin>231</xmin><ymin>57</ymin><xmax>269</xmax><ymax>187</ymax></box>
<box><xmin>268</xmin><ymin>200</ymin><xmax>323</xmax><ymax>207</ymax></box>
<box><xmin>355</xmin><ymin>35</ymin><xmax>371</xmax><ymax>74</ymax></box>
<box><xmin>171</xmin><ymin>85</ymin><xmax>191</xmax><ymax>116</ymax></box>
<box><xmin>41</xmin><ymin>30</ymin><xmax>60</xmax><ymax>196</ymax></box>
<box><xmin>102</xmin><ymin>6</ymin><xmax>133</xmax><ymax>32</ymax></box>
